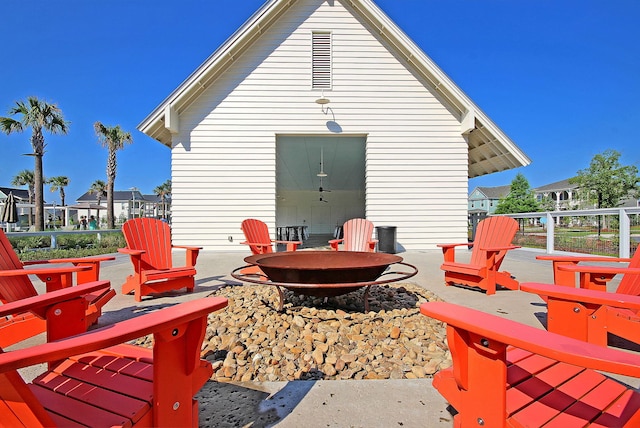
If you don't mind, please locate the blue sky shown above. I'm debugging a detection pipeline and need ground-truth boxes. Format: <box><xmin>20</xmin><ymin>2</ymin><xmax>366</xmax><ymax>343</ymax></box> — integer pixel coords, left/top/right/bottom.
<box><xmin>1</xmin><ymin>0</ymin><xmax>638</xmax><ymax>203</ymax></box>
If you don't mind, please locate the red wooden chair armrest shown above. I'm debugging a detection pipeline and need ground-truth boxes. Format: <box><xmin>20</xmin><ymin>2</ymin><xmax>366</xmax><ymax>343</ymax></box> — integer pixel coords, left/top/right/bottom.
<box><xmin>25</xmin><ymin>255</ymin><xmax>116</xmax><ymax>265</ymax></box>
<box><xmin>118</xmin><ymin>248</ymin><xmax>145</xmax><ymax>256</ymax></box>
<box><xmin>420</xmin><ymin>301</ymin><xmax>640</xmax><ymax>377</ymax></box>
<box><xmin>557</xmin><ymin>265</ymin><xmax>640</xmax><ymax>275</ymax></box>
<box><xmin>273</xmin><ymin>240</ymin><xmax>302</xmax><ymax>245</ymax></box>
<box><xmin>172</xmin><ymin>245</ymin><xmax>201</xmax><ymax>266</ymax></box>
<box><xmin>173</xmin><ymin>245</ymin><xmax>203</xmax><ymax>251</ymax></box>
<box><xmin>438</xmin><ymin>243</ymin><xmax>472</xmax><ymax>263</ymax></box>
<box><xmin>0</xmin><ymin>297</ymin><xmax>228</xmax><ymax>372</ymax></box>
<box><xmin>479</xmin><ymin>245</ymin><xmax>521</xmax><ymax>252</ymax></box>
<box><xmin>537</xmin><ymin>255</ymin><xmax>631</xmax><ymax>263</ymax></box>
<box><xmin>437</xmin><ymin>243</ymin><xmax>471</xmax><ymax>249</ymax></box>
<box><xmin>241</xmin><ymin>241</ymin><xmax>271</xmax><ymax>248</ymax></box>
<box><xmin>0</xmin><ymin>265</ymin><xmax>90</xmax><ymax>277</ymax></box>
<box><xmin>329</xmin><ymin>238</ymin><xmax>343</xmax><ymax>251</ymax></box>
<box><xmin>520</xmin><ymin>282</ymin><xmax>640</xmax><ymax>310</ymax></box>
<box><xmin>0</xmin><ymin>281</ymin><xmax>111</xmax><ymax>319</ymax></box>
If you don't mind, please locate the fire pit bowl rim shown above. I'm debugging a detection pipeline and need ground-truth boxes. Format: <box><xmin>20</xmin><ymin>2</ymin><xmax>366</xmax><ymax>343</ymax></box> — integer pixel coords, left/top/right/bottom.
<box><xmin>243</xmin><ymin>251</ymin><xmax>403</xmax><ymax>284</ymax></box>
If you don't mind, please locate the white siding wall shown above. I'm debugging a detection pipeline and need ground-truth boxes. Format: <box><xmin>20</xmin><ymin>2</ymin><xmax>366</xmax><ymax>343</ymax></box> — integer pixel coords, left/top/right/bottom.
<box><xmin>171</xmin><ymin>0</ymin><xmax>468</xmax><ymax>251</ymax></box>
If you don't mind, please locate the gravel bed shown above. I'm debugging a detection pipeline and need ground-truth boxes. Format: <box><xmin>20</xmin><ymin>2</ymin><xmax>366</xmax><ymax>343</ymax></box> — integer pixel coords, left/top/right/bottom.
<box><xmin>189</xmin><ymin>281</ymin><xmax>453</xmax><ymax>382</ymax></box>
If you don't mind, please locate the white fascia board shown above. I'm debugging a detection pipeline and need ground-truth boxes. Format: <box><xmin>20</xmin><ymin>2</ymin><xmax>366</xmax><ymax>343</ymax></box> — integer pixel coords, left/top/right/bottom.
<box><xmin>137</xmin><ymin>0</ymin><xmax>287</xmax><ymax>136</ymax></box>
<box><xmin>354</xmin><ymin>0</ymin><xmax>531</xmax><ymax>168</ymax></box>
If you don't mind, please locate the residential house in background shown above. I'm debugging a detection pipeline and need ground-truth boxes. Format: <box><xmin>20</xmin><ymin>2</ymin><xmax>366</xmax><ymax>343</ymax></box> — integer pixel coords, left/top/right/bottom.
<box><xmin>138</xmin><ymin>0</ymin><xmax>530</xmax><ymax>251</ymax></box>
<box><xmin>70</xmin><ymin>190</ymin><xmax>147</xmax><ymax>224</ymax></box>
<box><xmin>468</xmin><ymin>185</ymin><xmax>511</xmax><ymax>216</ymax></box>
<box><xmin>533</xmin><ymin>178</ymin><xmax>580</xmax><ymax>211</ymax></box>
<box><xmin>143</xmin><ymin>193</ymin><xmax>172</xmax><ymax>220</ymax></box>
<box><xmin>73</xmin><ymin>189</ymin><xmax>169</xmax><ymax>225</ymax></box>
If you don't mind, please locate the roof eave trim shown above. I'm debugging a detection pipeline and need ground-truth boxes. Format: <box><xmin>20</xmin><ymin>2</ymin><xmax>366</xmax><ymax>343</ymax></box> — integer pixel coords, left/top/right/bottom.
<box><xmin>137</xmin><ymin>0</ymin><xmax>289</xmax><ymax>137</ymax></box>
<box><xmin>353</xmin><ymin>0</ymin><xmax>531</xmax><ymax>168</ymax></box>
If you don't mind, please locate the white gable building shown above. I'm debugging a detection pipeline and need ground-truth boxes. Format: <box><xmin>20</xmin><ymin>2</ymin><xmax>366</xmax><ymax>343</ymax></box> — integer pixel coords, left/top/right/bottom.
<box><xmin>139</xmin><ymin>0</ymin><xmax>530</xmax><ymax>251</ymax></box>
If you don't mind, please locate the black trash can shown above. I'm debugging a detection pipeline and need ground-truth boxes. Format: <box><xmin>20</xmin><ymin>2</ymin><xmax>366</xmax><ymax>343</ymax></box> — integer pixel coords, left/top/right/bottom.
<box><xmin>376</xmin><ymin>226</ymin><xmax>397</xmax><ymax>254</ymax></box>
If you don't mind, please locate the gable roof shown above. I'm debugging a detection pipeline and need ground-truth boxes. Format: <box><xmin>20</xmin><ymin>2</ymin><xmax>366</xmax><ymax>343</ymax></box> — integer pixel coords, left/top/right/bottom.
<box><xmin>77</xmin><ymin>190</ymin><xmax>146</xmax><ymax>203</ymax></box>
<box><xmin>138</xmin><ymin>0</ymin><xmax>531</xmax><ymax>178</ymax></box>
<box><xmin>534</xmin><ymin>178</ymin><xmax>578</xmax><ymax>193</ymax></box>
<box><xmin>0</xmin><ymin>187</ymin><xmax>30</xmax><ymax>202</ymax></box>
<box><xmin>471</xmin><ymin>185</ymin><xmax>511</xmax><ymax>200</ymax></box>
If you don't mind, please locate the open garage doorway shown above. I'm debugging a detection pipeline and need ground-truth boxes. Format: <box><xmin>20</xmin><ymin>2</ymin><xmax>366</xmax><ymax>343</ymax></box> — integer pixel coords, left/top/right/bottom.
<box><xmin>276</xmin><ymin>135</ymin><xmax>366</xmax><ymax>246</ymax></box>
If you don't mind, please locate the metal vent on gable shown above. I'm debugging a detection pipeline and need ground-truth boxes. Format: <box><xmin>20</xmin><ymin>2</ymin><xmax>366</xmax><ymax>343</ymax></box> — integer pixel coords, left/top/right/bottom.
<box><xmin>312</xmin><ymin>32</ymin><xmax>331</xmax><ymax>89</ymax></box>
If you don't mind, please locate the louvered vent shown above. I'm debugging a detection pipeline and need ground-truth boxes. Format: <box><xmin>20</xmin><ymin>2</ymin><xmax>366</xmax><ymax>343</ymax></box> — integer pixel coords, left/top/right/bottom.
<box><xmin>312</xmin><ymin>32</ymin><xmax>331</xmax><ymax>89</ymax></box>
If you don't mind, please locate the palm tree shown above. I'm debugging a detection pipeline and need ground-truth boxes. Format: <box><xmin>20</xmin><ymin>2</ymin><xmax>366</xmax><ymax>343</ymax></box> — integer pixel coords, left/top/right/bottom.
<box><xmin>89</xmin><ymin>179</ymin><xmax>107</xmax><ymax>224</ymax></box>
<box><xmin>89</xmin><ymin>180</ymin><xmax>107</xmax><ymax>204</ymax></box>
<box><xmin>153</xmin><ymin>180</ymin><xmax>171</xmax><ymax>219</ymax></box>
<box><xmin>94</xmin><ymin>122</ymin><xmax>133</xmax><ymax>229</ymax></box>
<box><xmin>48</xmin><ymin>175</ymin><xmax>70</xmax><ymax>225</ymax></box>
<box><xmin>0</xmin><ymin>97</ymin><xmax>69</xmax><ymax>231</ymax></box>
<box><xmin>11</xmin><ymin>169</ymin><xmax>35</xmax><ymax>227</ymax></box>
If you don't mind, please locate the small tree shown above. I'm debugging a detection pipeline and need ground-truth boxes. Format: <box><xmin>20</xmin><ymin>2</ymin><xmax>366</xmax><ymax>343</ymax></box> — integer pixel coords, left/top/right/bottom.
<box><xmin>11</xmin><ymin>170</ymin><xmax>35</xmax><ymax>227</ymax></box>
<box><xmin>570</xmin><ymin>149</ymin><xmax>639</xmax><ymax>236</ymax></box>
<box><xmin>571</xmin><ymin>149</ymin><xmax>639</xmax><ymax>209</ymax></box>
<box><xmin>94</xmin><ymin>122</ymin><xmax>133</xmax><ymax>229</ymax></box>
<box><xmin>48</xmin><ymin>175</ymin><xmax>70</xmax><ymax>225</ymax></box>
<box><xmin>153</xmin><ymin>179</ymin><xmax>171</xmax><ymax>219</ymax></box>
<box><xmin>88</xmin><ymin>179</ymin><xmax>107</xmax><ymax>223</ymax></box>
<box><xmin>495</xmin><ymin>173</ymin><xmax>540</xmax><ymax>214</ymax></box>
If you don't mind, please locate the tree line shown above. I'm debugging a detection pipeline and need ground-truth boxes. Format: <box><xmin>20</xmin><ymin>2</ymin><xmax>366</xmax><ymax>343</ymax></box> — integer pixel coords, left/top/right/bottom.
<box><xmin>1</xmin><ymin>96</ymin><xmax>170</xmax><ymax>230</ymax></box>
<box><xmin>494</xmin><ymin>149</ymin><xmax>640</xmax><ymax>215</ymax></box>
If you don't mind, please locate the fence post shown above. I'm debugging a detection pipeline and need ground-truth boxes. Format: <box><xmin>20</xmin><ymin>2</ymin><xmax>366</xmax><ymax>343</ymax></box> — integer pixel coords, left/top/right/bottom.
<box><xmin>546</xmin><ymin>213</ymin><xmax>555</xmax><ymax>253</ymax></box>
<box><xmin>620</xmin><ymin>208</ymin><xmax>630</xmax><ymax>258</ymax></box>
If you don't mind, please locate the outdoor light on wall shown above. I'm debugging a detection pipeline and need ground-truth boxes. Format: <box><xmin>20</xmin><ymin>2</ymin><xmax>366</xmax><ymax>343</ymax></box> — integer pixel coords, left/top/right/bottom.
<box><xmin>315</xmin><ymin>91</ymin><xmax>330</xmax><ymax>113</ymax></box>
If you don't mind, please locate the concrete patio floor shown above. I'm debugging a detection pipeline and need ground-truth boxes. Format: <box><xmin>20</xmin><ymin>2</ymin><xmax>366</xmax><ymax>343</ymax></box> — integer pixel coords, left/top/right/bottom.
<box><xmin>22</xmin><ymin>247</ymin><xmax>632</xmax><ymax>427</ymax></box>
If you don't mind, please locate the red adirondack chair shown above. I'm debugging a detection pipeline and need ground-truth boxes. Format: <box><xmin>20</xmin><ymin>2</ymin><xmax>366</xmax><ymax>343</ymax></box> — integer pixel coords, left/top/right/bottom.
<box><xmin>438</xmin><ymin>216</ymin><xmax>520</xmax><ymax>294</ymax></box>
<box><xmin>536</xmin><ymin>245</ymin><xmax>640</xmax><ymax>291</ymax></box>
<box><xmin>241</xmin><ymin>219</ymin><xmax>301</xmax><ymax>254</ymax></box>
<box><xmin>521</xmin><ymin>269</ymin><xmax>640</xmax><ymax>346</ymax></box>
<box><xmin>421</xmin><ymin>301</ymin><xmax>640</xmax><ymax>427</ymax></box>
<box><xmin>119</xmin><ymin>218</ymin><xmax>202</xmax><ymax>302</ymax></box>
<box><xmin>0</xmin><ymin>230</ymin><xmax>115</xmax><ymax>347</ymax></box>
<box><xmin>0</xmin><ymin>296</ymin><xmax>228</xmax><ymax>427</ymax></box>
<box><xmin>329</xmin><ymin>218</ymin><xmax>377</xmax><ymax>252</ymax></box>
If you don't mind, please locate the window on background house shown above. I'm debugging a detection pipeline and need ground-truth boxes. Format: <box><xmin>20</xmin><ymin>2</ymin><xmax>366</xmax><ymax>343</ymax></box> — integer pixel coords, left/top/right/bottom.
<box><xmin>312</xmin><ymin>32</ymin><xmax>331</xmax><ymax>89</ymax></box>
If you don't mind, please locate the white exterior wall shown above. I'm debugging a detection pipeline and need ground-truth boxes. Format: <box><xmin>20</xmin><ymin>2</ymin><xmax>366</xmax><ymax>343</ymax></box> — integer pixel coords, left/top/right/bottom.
<box><xmin>171</xmin><ymin>0</ymin><xmax>468</xmax><ymax>251</ymax></box>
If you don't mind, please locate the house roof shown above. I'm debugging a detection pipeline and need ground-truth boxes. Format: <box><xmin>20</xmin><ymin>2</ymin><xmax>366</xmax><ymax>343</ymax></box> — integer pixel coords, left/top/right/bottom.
<box><xmin>534</xmin><ymin>178</ymin><xmax>578</xmax><ymax>193</ymax></box>
<box><xmin>77</xmin><ymin>190</ymin><xmax>146</xmax><ymax>203</ymax></box>
<box><xmin>138</xmin><ymin>0</ymin><xmax>530</xmax><ymax>179</ymax></box>
<box><xmin>0</xmin><ymin>187</ymin><xmax>30</xmax><ymax>202</ymax></box>
<box><xmin>471</xmin><ymin>185</ymin><xmax>511</xmax><ymax>199</ymax></box>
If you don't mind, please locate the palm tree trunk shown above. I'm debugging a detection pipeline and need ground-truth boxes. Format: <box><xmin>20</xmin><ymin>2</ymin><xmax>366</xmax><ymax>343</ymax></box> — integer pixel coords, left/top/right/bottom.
<box><xmin>34</xmin><ymin>154</ymin><xmax>45</xmax><ymax>231</ymax></box>
<box><xmin>107</xmin><ymin>180</ymin><xmax>115</xmax><ymax>229</ymax></box>
<box><xmin>60</xmin><ymin>189</ymin><xmax>66</xmax><ymax>225</ymax></box>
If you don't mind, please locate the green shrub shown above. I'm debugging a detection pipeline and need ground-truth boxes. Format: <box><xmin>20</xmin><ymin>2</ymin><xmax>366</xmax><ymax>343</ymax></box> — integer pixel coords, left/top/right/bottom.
<box><xmin>7</xmin><ymin>231</ymin><xmax>125</xmax><ymax>261</ymax></box>
<box><xmin>98</xmin><ymin>232</ymin><xmax>126</xmax><ymax>248</ymax></box>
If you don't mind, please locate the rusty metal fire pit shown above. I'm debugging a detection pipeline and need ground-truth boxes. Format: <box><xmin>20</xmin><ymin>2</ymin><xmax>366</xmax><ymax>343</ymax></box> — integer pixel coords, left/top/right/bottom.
<box><xmin>231</xmin><ymin>251</ymin><xmax>418</xmax><ymax>311</ymax></box>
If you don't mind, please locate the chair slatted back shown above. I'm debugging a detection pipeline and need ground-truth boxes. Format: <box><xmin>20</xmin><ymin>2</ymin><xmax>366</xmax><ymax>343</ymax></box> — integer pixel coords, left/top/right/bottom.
<box><xmin>616</xmin><ymin>244</ymin><xmax>640</xmax><ymax>296</ymax></box>
<box><xmin>0</xmin><ymin>230</ymin><xmax>37</xmax><ymax>304</ymax></box>
<box><xmin>121</xmin><ymin>218</ymin><xmax>173</xmax><ymax>270</ymax></box>
<box><xmin>470</xmin><ymin>217</ymin><xmax>519</xmax><ymax>269</ymax></box>
<box><xmin>342</xmin><ymin>218</ymin><xmax>374</xmax><ymax>252</ymax></box>
<box><xmin>241</xmin><ymin>219</ymin><xmax>274</xmax><ymax>255</ymax></box>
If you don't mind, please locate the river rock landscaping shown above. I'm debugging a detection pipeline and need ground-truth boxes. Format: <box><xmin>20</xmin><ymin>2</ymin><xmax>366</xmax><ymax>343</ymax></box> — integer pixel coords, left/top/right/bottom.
<box><xmin>186</xmin><ymin>281</ymin><xmax>453</xmax><ymax>382</ymax></box>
